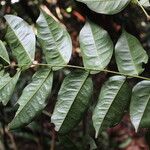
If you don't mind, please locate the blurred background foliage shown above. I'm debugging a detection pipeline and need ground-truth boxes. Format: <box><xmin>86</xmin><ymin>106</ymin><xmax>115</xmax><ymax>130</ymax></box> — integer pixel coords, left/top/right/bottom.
<box><xmin>0</xmin><ymin>0</ymin><xmax>150</xmax><ymax>150</ymax></box>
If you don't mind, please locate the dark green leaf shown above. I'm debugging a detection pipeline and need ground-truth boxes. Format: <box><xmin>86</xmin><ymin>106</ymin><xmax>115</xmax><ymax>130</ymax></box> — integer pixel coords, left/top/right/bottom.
<box><xmin>36</xmin><ymin>10</ymin><xmax>72</xmax><ymax>70</ymax></box>
<box><xmin>77</xmin><ymin>0</ymin><xmax>131</xmax><ymax>14</ymax></box>
<box><xmin>130</xmin><ymin>80</ymin><xmax>150</xmax><ymax>131</ymax></box>
<box><xmin>51</xmin><ymin>70</ymin><xmax>93</xmax><ymax>134</ymax></box>
<box><xmin>79</xmin><ymin>21</ymin><xmax>113</xmax><ymax>74</ymax></box>
<box><xmin>4</xmin><ymin>15</ymin><xmax>35</xmax><ymax>68</ymax></box>
<box><xmin>115</xmin><ymin>30</ymin><xmax>148</xmax><ymax>75</ymax></box>
<box><xmin>92</xmin><ymin>76</ymin><xmax>131</xmax><ymax>138</ymax></box>
<box><xmin>9</xmin><ymin>68</ymin><xmax>53</xmax><ymax>129</ymax></box>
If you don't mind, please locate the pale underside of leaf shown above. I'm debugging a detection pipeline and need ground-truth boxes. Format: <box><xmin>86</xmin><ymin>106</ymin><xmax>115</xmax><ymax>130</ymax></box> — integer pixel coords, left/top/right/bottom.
<box><xmin>4</xmin><ymin>15</ymin><xmax>35</xmax><ymax>68</ymax></box>
<box><xmin>0</xmin><ymin>40</ymin><xmax>10</xmax><ymax>64</ymax></box>
<box><xmin>0</xmin><ymin>71</ymin><xmax>20</xmax><ymax>105</ymax></box>
<box><xmin>77</xmin><ymin>0</ymin><xmax>131</xmax><ymax>14</ymax></box>
<box><xmin>130</xmin><ymin>81</ymin><xmax>150</xmax><ymax>131</ymax></box>
<box><xmin>9</xmin><ymin>68</ymin><xmax>53</xmax><ymax>129</ymax></box>
<box><xmin>92</xmin><ymin>76</ymin><xmax>131</xmax><ymax>138</ymax></box>
<box><xmin>79</xmin><ymin>21</ymin><xmax>113</xmax><ymax>74</ymax></box>
<box><xmin>51</xmin><ymin>71</ymin><xmax>93</xmax><ymax>134</ymax></box>
<box><xmin>36</xmin><ymin>10</ymin><xmax>72</xmax><ymax>70</ymax></box>
<box><xmin>115</xmin><ymin>30</ymin><xmax>148</xmax><ymax>75</ymax></box>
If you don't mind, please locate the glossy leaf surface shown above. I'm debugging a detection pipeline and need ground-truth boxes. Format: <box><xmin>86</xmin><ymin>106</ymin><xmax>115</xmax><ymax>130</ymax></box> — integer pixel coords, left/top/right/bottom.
<box><xmin>36</xmin><ymin>10</ymin><xmax>72</xmax><ymax>70</ymax></box>
<box><xmin>9</xmin><ymin>68</ymin><xmax>53</xmax><ymax>129</ymax></box>
<box><xmin>51</xmin><ymin>70</ymin><xmax>93</xmax><ymax>134</ymax></box>
<box><xmin>130</xmin><ymin>81</ymin><xmax>150</xmax><ymax>131</ymax></box>
<box><xmin>77</xmin><ymin>0</ymin><xmax>131</xmax><ymax>14</ymax></box>
<box><xmin>92</xmin><ymin>76</ymin><xmax>131</xmax><ymax>138</ymax></box>
<box><xmin>79</xmin><ymin>21</ymin><xmax>113</xmax><ymax>74</ymax></box>
<box><xmin>115</xmin><ymin>30</ymin><xmax>148</xmax><ymax>75</ymax></box>
<box><xmin>0</xmin><ymin>71</ymin><xmax>20</xmax><ymax>105</ymax></box>
<box><xmin>4</xmin><ymin>15</ymin><xmax>35</xmax><ymax>68</ymax></box>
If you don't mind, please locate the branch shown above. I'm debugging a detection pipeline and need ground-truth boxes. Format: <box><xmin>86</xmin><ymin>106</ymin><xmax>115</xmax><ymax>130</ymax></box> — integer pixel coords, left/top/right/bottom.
<box><xmin>2</xmin><ymin>63</ymin><xmax>150</xmax><ymax>81</ymax></box>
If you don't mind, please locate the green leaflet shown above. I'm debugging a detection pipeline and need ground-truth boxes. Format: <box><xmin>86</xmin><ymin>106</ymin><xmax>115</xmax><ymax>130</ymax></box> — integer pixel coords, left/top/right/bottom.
<box><xmin>115</xmin><ymin>30</ymin><xmax>148</xmax><ymax>75</ymax></box>
<box><xmin>77</xmin><ymin>0</ymin><xmax>131</xmax><ymax>14</ymax></box>
<box><xmin>130</xmin><ymin>80</ymin><xmax>150</xmax><ymax>131</ymax></box>
<box><xmin>4</xmin><ymin>15</ymin><xmax>35</xmax><ymax>69</ymax></box>
<box><xmin>92</xmin><ymin>76</ymin><xmax>131</xmax><ymax>138</ymax></box>
<box><xmin>9</xmin><ymin>68</ymin><xmax>53</xmax><ymax>129</ymax></box>
<box><xmin>79</xmin><ymin>21</ymin><xmax>113</xmax><ymax>74</ymax></box>
<box><xmin>51</xmin><ymin>70</ymin><xmax>93</xmax><ymax>134</ymax></box>
<box><xmin>0</xmin><ymin>41</ymin><xmax>10</xmax><ymax>64</ymax></box>
<box><xmin>0</xmin><ymin>71</ymin><xmax>20</xmax><ymax>105</ymax></box>
<box><xmin>36</xmin><ymin>10</ymin><xmax>72</xmax><ymax>71</ymax></box>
